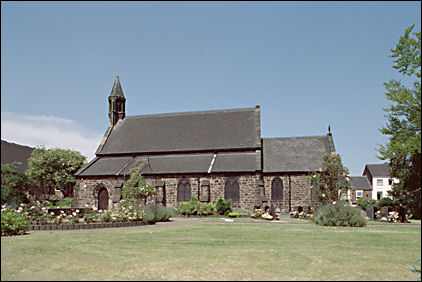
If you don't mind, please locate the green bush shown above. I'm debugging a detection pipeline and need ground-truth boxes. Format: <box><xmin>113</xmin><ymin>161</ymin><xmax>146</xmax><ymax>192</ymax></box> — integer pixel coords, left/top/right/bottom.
<box><xmin>142</xmin><ymin>208</ymin><xmax>156</xmax><ymax>223</ymax></box>
<box><xmin>215</xmin><ymin>198</ymin><xmax>232</xmax><ymax>215</ymax></box>
<box><xmin>57</xmin><ymin>197</ymin><xmax>74</xmax><ymax>208</ymax></box>
<box><xmin>227</xmin><ymin>212</ymin><xmax>241</xmax><ymax>218</ymax></box>
<box><xmin>177</xmin><ymin>196</ymin><xmax>214</xmax><ymax>216</ymax></box>
<box><xmin>313</xmin><ymin>203</ymin><xmax>366</xmax><ymax>227</ymax></box>
<box><xmin>144</xmin><ymin>204</ymin><xmax>173</xmax><ymax>222</ymax></box>
<box><xmin>357</xmin><ymin>198</ymin><xmax>369</xmax><ymax>211</ymax></box>
<box><xmin>1</xmin><ymin>207</ymin><xmax>30</xmax><ymax>236</ymax></box>
<box><xmin>100</xmin><ymin>211</ymin><xmax>112</xmax><ymax>223</ymax></box>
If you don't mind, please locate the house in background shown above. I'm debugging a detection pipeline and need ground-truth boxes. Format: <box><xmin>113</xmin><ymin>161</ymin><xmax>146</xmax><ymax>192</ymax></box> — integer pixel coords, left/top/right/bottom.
<box><xmin>362</xmin><ymin>163</ymin><xmax>399</xmax><ymax>200</ymax></box>
<box><xmin>74</xmin><ymin>76</ymin><xmax>337</xmax><ymax>212</ymax></box>
<box><xmin>1</xmin><ymin>140</ymin><xmax>53</xmax><ymax>199</ymax></box>
<box><xmin>348</xmin><ymin>176</ymin><xmax>372</xmax><ymax>204</ymax></box>
<box><xmin>1</xmin><ymin>140</ymin><xmax>34</xmax><ymax>174</ymax></box>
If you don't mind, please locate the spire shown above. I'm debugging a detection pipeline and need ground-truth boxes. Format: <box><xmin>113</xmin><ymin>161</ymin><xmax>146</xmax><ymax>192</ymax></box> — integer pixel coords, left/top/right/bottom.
<box><xmin>109</xmin><ymin>75</ymin><xmax>125</xmax><ymax>98</ymax></box>
<box><xmin>108</xmin><ymin>75</ymin><xmax>126</xmax><ymax>126</ymax></box>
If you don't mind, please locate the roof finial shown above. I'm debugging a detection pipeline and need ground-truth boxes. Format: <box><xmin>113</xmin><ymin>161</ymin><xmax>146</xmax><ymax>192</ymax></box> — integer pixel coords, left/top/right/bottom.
<box><xmin>328</xmin><ymin>125</ymin><xmax>331</xmax><ymax>134</ymax></box>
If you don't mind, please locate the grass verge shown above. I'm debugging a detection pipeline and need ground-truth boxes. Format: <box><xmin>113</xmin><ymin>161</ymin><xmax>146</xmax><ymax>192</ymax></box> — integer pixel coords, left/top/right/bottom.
<box><xmin>1</xmin><ymin>221</ymin><xmax>420</xmax><ymax>280</ymax></box>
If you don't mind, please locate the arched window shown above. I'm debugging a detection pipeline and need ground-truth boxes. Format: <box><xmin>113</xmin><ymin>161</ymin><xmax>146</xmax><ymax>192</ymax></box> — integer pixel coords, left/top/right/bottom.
<box><xmin>271</xmin><ymin>177</ymin><xmax>283</xmax><ymax>200</ymax></box>
<box><xmin>224</xmin><ymin>177</ymin><xmax>239</xmax><ymax>202</ymax></box>
<box><xmin>177</xmin><ymin>179</ymin><xmax>191</xmax><ymax>202</ymax></box>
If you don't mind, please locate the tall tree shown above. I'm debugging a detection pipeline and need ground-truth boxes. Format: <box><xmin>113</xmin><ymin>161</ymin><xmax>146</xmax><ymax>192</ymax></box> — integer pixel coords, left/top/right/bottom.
<box><xmin>26</xmin><ymin>147</ymin><xmax>87</xmax><ymax>198</ymax></box>
<box><xmin>377</xmin><ymin>25</ymin><xmax>421</xmax><ymax>219</ymax></box>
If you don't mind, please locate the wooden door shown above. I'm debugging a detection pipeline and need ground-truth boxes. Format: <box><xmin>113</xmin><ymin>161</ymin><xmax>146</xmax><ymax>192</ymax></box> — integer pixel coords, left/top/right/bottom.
<box><xmin>98</xmin><ymin>188</ymin><xmax>109</xmax><ymax>211</ymax></box>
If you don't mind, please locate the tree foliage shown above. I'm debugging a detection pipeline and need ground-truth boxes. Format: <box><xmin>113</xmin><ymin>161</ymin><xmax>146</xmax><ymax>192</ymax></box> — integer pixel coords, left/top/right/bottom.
<box><xmin>377</xmin><ymin>25</ymin><xmax>421</xmax><ymax>219</ymax></box>
<box><xmin>1</xmin><ymin>162</ymin><xmax>31</xmax><ymax>207</ymax></box>
<box><xmin>122</xmin><ymin>160</ymin><xmax>155</xmax><ymax>204</ymax></box>
<box><xmin>25</xmin><ymin>147</ymin><xmax>86</xmax><ymax>197</ymax></box>
<box><xmin>310</xmin><ymin>154</ymin><xmax>351</xmax><ymax>205</ymax></box>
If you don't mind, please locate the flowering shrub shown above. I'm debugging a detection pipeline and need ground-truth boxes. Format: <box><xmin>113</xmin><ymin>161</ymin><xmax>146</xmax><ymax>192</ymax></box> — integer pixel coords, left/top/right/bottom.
<box><xmin>177</xmin><ymin>196</ymin><xmax>215</xmax><ymax>216</ymax></box>
<box><xmin>388</xmin><ymin>211</ymin><xmax>399</xmax><ymax>222</ymax></box>
<box><xmin>83</xmin><ymin>206</ymin><xmax>98</xmax><ymax>223</ymax></box>
<box><xmin>250</xmin><ymin>208</ymin><xmax>262</xmax><ymax>219</ymax></box>
<box><xmin>1</xmin><ymin>205</ymin><xmax>30</xmax><ymax>236</ymax></box>
<box><xmin>261</xmin><ymin>212</ymin><xmax>273</xmax><ymax>220</ymax></box>
<box><xmin>114</xmin><ymin>200</ymin><xmax>144</xmax><ymax>222</ymax></box>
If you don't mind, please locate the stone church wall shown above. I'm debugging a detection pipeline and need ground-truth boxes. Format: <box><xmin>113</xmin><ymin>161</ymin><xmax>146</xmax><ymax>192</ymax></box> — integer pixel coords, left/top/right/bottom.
<box><xmin>74</xmin><ymin>173</ymin><xmax>263</xmax><ymax>211</ymax></box>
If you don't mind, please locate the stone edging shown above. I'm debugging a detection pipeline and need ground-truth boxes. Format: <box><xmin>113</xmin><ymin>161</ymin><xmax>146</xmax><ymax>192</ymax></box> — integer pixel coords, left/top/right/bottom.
<box><xmin>28</xmin><ymin>221</ymin><xmax>155</xmax><ymax>231</ymax></box>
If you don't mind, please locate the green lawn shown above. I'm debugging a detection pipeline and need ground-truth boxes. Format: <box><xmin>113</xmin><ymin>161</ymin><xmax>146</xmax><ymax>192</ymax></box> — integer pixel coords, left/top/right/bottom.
<box><xmin>1</xmin><ymin>220</ymin><xmax>421</xmax><ymax>281</ymax></box>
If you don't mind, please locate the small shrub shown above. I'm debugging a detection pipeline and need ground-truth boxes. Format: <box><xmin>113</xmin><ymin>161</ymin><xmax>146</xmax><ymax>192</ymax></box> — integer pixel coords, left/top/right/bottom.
<box><xmin>1</xmin><ymin>207</ymin><xmax>30</xmax><ymax>236</ymax></box>
<box><xmin>144</xmin><ymin>204</ymin><xmax>173</xmax><ymax>222</ymax></box>
<box><xmin>142</xmin><ymin>208</ymin><xmax>155</xmax><ymax>223</ymax></box>
<box><xmin>215</xmin><ymin>198</ymin><xmax>232</xmax><ymax>215</ymax></box>
<box><xmin>357</xmin><ymin>198</ymin><xmax>368</xmax><ymax>211</ymax></box>
<box><xmin>313</xmin><ymin>203</ymin><xmax>366</xmax><ymax>227</ymax></box>
<box><xmin>155</xmin><ymin>206</ymin><xmax>173</xmax><ymax>222</ymax></box>
<box><xmin>57</xmin><ymin>197</ymin><xmax>74</xmax><ymax>208</ymax></box>
<box><xmin>100</xmin><ymin>211</ymin><xmax>112</xmax><ymax>223</ymax></box>
<box><xmin>227</xmin><ymin>212</ymin><xmax>241</xmax><ymax>218</ymax></box>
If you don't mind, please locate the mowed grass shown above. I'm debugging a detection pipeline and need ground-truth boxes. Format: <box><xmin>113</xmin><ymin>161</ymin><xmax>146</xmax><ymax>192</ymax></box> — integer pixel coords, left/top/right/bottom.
<box><xmin>1</xmin><ymin>220</ymin><xmax>421</xmax><ymax>281</ymax></box>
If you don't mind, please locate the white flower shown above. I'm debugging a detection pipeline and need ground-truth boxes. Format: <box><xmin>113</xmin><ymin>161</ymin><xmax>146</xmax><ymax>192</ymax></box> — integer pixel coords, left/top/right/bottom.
<box><xmin>333</xmin><ymin>201</ymin><xmax>336</xmax><ymax>205</ymax></box>
<box><xmin>30</xmin><ymin>206</ymin><xmax>35</xmax><ymax>209</ymax></box>
<box><xmin>76</xmin><ymin>209</ymin><xmax>80</xmax><ymax>213</ymax></box>
<box><xmin>322</xmin><ymin>193</ymin><xmax>325</xmax><ymax>197</ymax></box>
<box><xmin>72</xmin><ymin>212</ymin><xmax>77</xmax><ymax>216</ymax></box>
<box><xmin>51</xmin><ymin>212</ymin><xmax>55</xmax><ymax>215</ymax></box>
<box><xmin>60</xmin><ymin>210</ymin><xmax>65</xmax><ymax>214</ymax></box>
<box><xmin>93</xmin><ymin>207</ymin><xmax>97</xmax><ymax>211</ymax></box>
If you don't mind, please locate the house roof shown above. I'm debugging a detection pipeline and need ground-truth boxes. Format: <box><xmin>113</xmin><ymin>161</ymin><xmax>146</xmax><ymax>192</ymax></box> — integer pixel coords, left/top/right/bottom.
<box><xmin>262</xmin><ymin>135</ymin><xmax>335</xmax><ymax>173</ymax></box>
<box><xmin>75</xmin><ymin>151</ymin><xmax>259</xmax><ymax>177</ymax></box>
<box><xmin>1</xmin><ymin>140</ymin><xmax>34</xmax><ymax>173</ymax></box>
<box><xmin>96</xmin><ymin>106</ymin><xmax>261</xmax><ymax>155</ymax></box>
<box><xmin>364</xmin><ymin>163</ymin><xmax>391</xmax><ymax>178</ymax></box>
<box><xmin>349</xmin><ymin>176</ymin><xmax>372</xmax><ymax>190</ymax></box>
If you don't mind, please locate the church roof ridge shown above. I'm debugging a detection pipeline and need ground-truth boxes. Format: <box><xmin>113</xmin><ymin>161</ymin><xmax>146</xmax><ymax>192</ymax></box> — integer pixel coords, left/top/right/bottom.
<box><xmin>263</xmin><ymin>134</ymin><xmax>329</xmax><ymax>140</ymax></box>
<box><xmin>126</xmin><ymin>105</ymin><xmax>260</xmax><ymax>119</ymax></box>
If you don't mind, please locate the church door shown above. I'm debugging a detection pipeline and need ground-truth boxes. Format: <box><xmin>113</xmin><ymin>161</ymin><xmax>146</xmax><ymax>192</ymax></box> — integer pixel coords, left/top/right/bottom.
<box><xmin>98</xmin><ymin>188</ymin><xmax>109</xmax><ymax>211</ymax></box>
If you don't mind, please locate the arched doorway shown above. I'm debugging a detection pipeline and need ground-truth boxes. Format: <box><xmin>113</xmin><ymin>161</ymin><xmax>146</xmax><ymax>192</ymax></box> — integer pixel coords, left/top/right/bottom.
<box><xmin>98</xmin><ymin>187</ymin><xmax>109</xmax><ymax>211</ymax></box>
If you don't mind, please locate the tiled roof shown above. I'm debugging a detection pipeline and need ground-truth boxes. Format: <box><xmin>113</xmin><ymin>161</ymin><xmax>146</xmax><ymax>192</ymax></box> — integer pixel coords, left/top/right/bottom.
<box><xmin>1</xmin><ymin>140</ymin><xmax>34</xmax><ymax>173</ymax></box>
<box><xmin>262</xmin><ymin>135</ymin><xmax>335</xmax><ymax>173</ymax></box>
<box><xmin>75</xmin><ymin>151</ymin><xmax>258</xmax><ymax>176</ymax></box>
<box><xmin>349</xmin><ymin>176</ymin><xmax>372</xmax><ymax>190</ymax></box>
<box><xmin>365</xmin><ymin>163</ymin><xmax>391</xmax><ymax>178</ymax></box>
<box><xmin>96</xmin><ymin>106</ymin><xmax>261</xmax><ymax>155</ymax></box>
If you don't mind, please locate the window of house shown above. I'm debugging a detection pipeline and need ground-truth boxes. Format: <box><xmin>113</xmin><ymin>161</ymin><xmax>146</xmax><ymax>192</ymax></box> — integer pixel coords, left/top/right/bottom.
<box><xmin>377</xmin><ymin>179</ymin><xmax>383</xmax><ymax>186</ymax></box>
<box><xmin>177</xmin><ymin>179</ymin><xmax>191</xmax><ymax>202</ymax></box>
<box><xmin>388</xmin><ymin>179</ymin><xmax>393</xmax><ymax>185</ymax></box>
<box><xmin>356</xmin><ymin>191</ymin><xmax>362</xmax><ymax>198</ymax></box>
<box><xmin>377</xmin><ymin>191</ymin><xmax>383</xmax><ymax>200</ymax></box>
<box><xmin>224</xmin><ymin>177</ymin><xmax>239</xmax><ymax>202</ymax></box>
<box><xmin>271</xmin><ymin>177</ymin><xmax>283</xmax><ymax>200</ymax></box>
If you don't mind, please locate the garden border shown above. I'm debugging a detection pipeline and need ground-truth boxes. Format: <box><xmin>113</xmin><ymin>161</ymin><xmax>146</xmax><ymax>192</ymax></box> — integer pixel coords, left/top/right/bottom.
<box><xmin>28</xmin><ymin>220</ymin><xmax>155</xmax><ymax>231</ymax></box>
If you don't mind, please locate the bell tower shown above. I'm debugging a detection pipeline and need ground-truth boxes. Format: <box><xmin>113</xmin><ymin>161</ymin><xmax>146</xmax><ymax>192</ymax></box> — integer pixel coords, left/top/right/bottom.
<box><xmin>108</xmin><ymin>75</ymin><xmax>126</xmax><ymax>126</ymax></box>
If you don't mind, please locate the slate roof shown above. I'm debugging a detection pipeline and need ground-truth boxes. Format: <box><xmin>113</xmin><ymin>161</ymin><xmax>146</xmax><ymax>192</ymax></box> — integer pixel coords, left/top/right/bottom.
<box><xmin>349</xmin><ymin>176</ymin><xmax>372</xmax><ymax>190</ymax></box>
<box><xmin>364</xmin><ymin>163</ymin><xmax>391</xmax><ymax>178</ymax></box>
<box><xmin>1</xmin><ymin>140</ymin><xmax>34</xmax><ymax>173</ymax></box>
<box><xmin>75</xmin><ymin>151</ymin><xmax>259</xmax><ymax>176</ymax></box>
<box><xmin>262</xmin><ymin>135</ymin><xmax>335</xmax><ymax>173</ymax></box>
<box><xmin>96</xmin><ymin>106</ymin><xmax>261</xmax><ymax>155</ymax></box>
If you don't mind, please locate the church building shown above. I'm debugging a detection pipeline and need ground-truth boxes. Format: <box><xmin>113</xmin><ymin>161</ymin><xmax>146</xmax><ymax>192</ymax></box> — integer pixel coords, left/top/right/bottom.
<box><xmin>74</xmin><ymin>76</ymin><xmax>336</xmax><ymax>212</ymax></box>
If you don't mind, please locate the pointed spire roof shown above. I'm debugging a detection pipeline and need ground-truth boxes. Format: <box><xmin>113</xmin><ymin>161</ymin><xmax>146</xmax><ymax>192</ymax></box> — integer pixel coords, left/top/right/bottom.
<box><xmin>109</xmin><ymin>75</ymin><xmax>125</xmax><ymax>98</ymax></box>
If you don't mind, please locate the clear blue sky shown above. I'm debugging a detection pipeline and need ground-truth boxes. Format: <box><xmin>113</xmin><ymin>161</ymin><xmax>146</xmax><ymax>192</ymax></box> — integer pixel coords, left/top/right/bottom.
<box><xmin>1</xmin><ymin>1</ymin><xmax>421</xmax><ymax>176</ymax></box>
